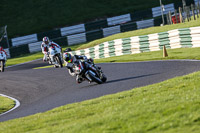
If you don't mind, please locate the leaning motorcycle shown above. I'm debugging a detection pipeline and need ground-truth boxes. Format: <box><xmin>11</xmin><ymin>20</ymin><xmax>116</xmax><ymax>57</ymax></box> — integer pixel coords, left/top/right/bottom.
<box><xmin>47</xmin><ymin>46</ymin><xmax>63</xmax><ymax>68</ymax></box>
<box><xmin>68</xmin><ymin>59</ymin><xmax>107</xmax><ymax>84</ymax></box>
<box><xmin>0</xmin><ymin>51</ymin><xmax>7</xmax><ymax>72</ymax></box>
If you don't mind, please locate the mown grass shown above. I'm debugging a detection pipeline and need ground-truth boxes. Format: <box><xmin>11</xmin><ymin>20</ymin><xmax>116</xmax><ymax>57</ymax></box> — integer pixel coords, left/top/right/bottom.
<box><xmin>77</xmin><ymin>17</ymin><xmax>200</xmax><ymax>50</ymax></box>
<box><xmin>0</xmin><ymin>0</ymin><xmax>180</xmax><ymax>37</ymax></box>
<box><xmin>6</xmin><ymin>52</ymin><xmax>43</xmax><ymax>66</ymax></box>
<box><xmin>0</xmin><ymin>96</ymin><xmax>15</xmax><ymax>115</ymax></box>
<box><xmin>0</xmin><ymin>70</ymin><xmax>200</xmax><ymax>133</ymax></box>
<box><xmin>32</xmin><ymin>47</ymin><xmax>200</xmax><ymax>70</ymax></box>
<box><xmin>95</xmin><ymin>47</ymin><xmax>200</xmax><ymax>63</ymax></box>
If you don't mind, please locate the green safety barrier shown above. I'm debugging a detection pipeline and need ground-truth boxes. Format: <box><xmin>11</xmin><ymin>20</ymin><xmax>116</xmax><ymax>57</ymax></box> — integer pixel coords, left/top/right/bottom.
<box><xmin>120</xmin><ymin>22</ymin><xmax>137</xmax><ymax>32</ymax></box>
<box><xmin>158</xmin><ymin>32</ymin><xmax>171</xmax><ymax>49</ymax></box>
<box><xmin>154</xmin><ymin>17</ymin><xmax>163</xmax><ymax>26</ymax></box>
<box><xmin>9</xmin><ymin>44</ymin><xmax>30</xmax><ymax>58</ymax></box>
<box><xmin>69</xmin><ymin>26</ymin><xmax>200</xmax><ymax>59</ymax></box>
<box><xmin>0</xmin><ymin>39</ymin><xmax>8</xmax><ymax>48</ymax></box>
<box><xmin>85</xmin><ymin>19</ymin><xmax>108</xmax><ymax>31</ymax></box>
<box><xmin>52</xmin><ymin>37</ymin><xmax>68</xmax><ymax>46</ymax></box>
<box><xmin>86</xmin><ymin>29</ymin><xmax>103</xmax><ymax>42</ymax></box>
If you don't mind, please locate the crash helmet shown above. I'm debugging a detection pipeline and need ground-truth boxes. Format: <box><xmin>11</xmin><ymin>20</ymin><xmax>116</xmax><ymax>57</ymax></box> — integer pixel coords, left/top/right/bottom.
<box><xmin>64</xmin><ymin>53</ymin><xmax>72</xmax><ymax>63</ymax></box>
<box><xmin>88</xmin><ymin>58</ymin><xmax>94</xmax><ymax>63</ymax></box>
<box><xmin>43</xmin><ymin>36</ymin><xmax>50</xmax><ymax>44</ymax></box>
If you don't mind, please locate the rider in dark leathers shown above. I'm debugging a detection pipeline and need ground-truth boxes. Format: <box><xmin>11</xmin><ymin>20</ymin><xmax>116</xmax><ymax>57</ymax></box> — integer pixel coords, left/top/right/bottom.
<box><xmin>64</xmin><ymin>52</ymin><xmax>90</xmax><ymax>83</ymax></box>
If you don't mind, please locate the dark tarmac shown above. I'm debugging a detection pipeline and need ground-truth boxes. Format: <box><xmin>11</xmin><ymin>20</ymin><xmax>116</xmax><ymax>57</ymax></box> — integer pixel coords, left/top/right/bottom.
<box><xmin>0</xmin><ymin>60</ymin><xmax>200</xmax><ymax>122</ymax></box>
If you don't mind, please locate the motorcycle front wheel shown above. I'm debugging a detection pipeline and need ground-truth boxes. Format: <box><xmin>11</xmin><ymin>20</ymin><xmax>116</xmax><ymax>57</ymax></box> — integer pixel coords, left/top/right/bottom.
<box><xmin>101</xmin><ymin>73</ymin><xmax>107</xmax><ymax>83</ymax></box>
<box><xmin>88</xmin><ymin>70</ymin><xmax>102</xmax><ymax>84</ymax></box>
<box><xmin>55</xmin><ymin>56</ymin><xmax>63</xmax><ymax>68</ymax></box>
<box><xmin>0</xmin><ymin>60</ymin><xmax>5</xmax><ymax>72</ymax></box>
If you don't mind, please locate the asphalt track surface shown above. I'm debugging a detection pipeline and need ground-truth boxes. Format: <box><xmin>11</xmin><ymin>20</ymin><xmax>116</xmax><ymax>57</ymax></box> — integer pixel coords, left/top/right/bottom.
<box><xmin>1</xmin><ymin>59</ymin><xmax>200</xmax><ymax>122</ymax></box>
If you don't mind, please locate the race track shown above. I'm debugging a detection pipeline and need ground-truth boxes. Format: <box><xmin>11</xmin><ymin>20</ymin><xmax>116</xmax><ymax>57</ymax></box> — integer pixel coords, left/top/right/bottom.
<box><xmin>0</xmin><ymin>59</ymin><xmax>200</xmax><ymax>122</ymax></box>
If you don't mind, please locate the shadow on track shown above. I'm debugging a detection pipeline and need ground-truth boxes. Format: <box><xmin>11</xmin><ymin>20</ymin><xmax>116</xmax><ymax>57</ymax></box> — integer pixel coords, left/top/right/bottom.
<box><xmin>80</xmin><ymin>73</ymin><xmax>159</xmax><ymax>89</ymax></box>
<box><xmin>105</xmin><ymin>73</ymin><xmax>159</xmax><ymax>84</ymax></box>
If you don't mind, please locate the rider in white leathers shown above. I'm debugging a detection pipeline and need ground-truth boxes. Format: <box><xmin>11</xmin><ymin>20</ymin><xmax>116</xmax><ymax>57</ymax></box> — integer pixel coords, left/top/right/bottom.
<box><xmin>0</xmin><ymin>46</ymin><xmax>7</xmax><ymax>55</ymax></box>
<box><xmin>0</xmin><ymin>46</ymin><xmax>7</xmax><ymax>66</ymax></box>
<box><xmin>41</xmin><ymin>36</ymin><xmax>61</xmax><ymax>64</ymax></box>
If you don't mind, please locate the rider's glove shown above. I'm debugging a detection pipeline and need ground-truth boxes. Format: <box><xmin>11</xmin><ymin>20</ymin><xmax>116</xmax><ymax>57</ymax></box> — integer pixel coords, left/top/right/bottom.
<box><xmin>83</xmin><ymin>56</ymin><xmax>87</xmax><ymax>61</ymax></box>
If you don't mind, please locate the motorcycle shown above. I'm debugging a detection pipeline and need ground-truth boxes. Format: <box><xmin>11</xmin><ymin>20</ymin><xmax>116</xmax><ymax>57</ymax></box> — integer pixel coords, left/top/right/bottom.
<box><xmin>47</xmin><ymin>46</ymin><xmax>63</xmax><ymax>68</ymax></box>
<box><xmin>0</xmin><ymin>51</ymin><xmax>7</xmax><ymax>72</ymax></box>
<box><xmin>68</xmin><ymin>58</ymin><xmax>107</xmax><ymax>84</ymax></box>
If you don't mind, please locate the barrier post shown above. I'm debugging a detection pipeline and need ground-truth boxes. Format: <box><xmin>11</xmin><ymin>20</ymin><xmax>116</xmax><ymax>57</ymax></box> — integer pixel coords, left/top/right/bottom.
<box><xmin>186</xmin><ymin>6</ymin><xmax>190</xmax><ymax>22</ymax></box>
<box><xmin>5</xmin><ymin>26</ymin><xmax>10</xmax><ymax>48</ymax></box>
<box><xmin>196</xmin><ymin>4</ymin><xmax>199</xmax><ymax>18</ymax></box>
<box><xmin>163</xmin><ymin>45</ymin><xmax>168</xmax><ymax>57</ymax></box>
<box><xmin>174</xmin><ymin>10</ymin><xmax>177</xmax><ymax>24</ymax></box>
<box><xmin>198</xmin><ymin>2</ymin><xmax>200</xmax><ymax>18</ymax></box>
<box><xmin>179</xmin><ymin>7</ymin><xmax>183</xmax><ymax>23</ymax></box>
<box><xmin>169</xmin><ymin>11</ymin><xmax>172</xmax><ymax>24</ymax></box>
<box><xmin>166</xmin><ymin>13</ymin><xmax>170</xmax><ymax>24</ymax></box>
<box><xmin>191</xmin><ymin>4</ymin><xmax>196</xmax><ymax>20</ymax></box>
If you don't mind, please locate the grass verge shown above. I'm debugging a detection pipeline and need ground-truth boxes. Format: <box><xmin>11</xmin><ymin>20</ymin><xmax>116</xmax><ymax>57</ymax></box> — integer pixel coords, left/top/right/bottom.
<box><xmin>6</xmin><ymin>45</ymin><xmax>80</xmax><ymax>67</ymax></box>
<box><xmin>0</xmin><ymin>96</ymin><xmax>15</xmax><ymax>115</ymax></box>
<box><xmin>0</xmin><ymin>71</ymin><xmax>200</xmax><ymax>132</ymax></box>
<box><xmin>94</xmin><ymin>47</ymin><xmax>200</xmax><ymax>63</ymax></box>
<box><xmin>6</xmin><ymin>52</ymin><xmax>43</xmax><ymax>66</ymax></box>
<box><xmin>77</xmin><ymin>17</ymin><xmax>200</xmax><ymax>50</ymax></box>
<box><xmin>6</xmin><ymin>17</ymin><xmax>200</xmax><ymax>66</ymax></box>
<box><xmin>32</xmin><ymin>47</ymin><xmax>200</xmax><ymax>69</ymax></box>
<box><xmin>33</xmin><ymin>65</ymin><xmax>53</xmax><ymax>69</ymax></box>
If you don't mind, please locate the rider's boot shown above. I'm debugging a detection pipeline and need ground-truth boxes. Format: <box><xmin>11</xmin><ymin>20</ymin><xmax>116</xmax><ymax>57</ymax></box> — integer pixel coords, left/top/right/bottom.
<box><xmin>48</xmin><ymin>60</ymin><xmax>53</xmax><ymax>64</ymax></box>
<box><xmin>94</xmin><ymin>64</ymin><xmax>101</xmax><ymax>70</ymax></box>
<box><xmin>43</xmin><ymin>57</ymin><xmax>47</xmax><ymax>62</ymax></box>
<box><xmin>76</xmin><ymin>75</ymin><xmax>83</xmax><ymax>84</ymax></box>
<box><xmin>50</xmin><ymin>56</ymin><xmax>55</xmax><ymax>65</ymax></box>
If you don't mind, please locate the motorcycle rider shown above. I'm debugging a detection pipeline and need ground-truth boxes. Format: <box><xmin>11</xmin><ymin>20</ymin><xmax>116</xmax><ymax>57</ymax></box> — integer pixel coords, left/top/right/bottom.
<box><xmin>63</xmin><ymin>52</ymin><xmax>94</xmax><ymax>83</ymax></box>
<box><xmin>0</xmin><ymin>46</ymin><xmax>7</xmax><ymax>56</ymax></box>
<box><xmin>0</xmin><ymin>46</ymin><xmax>7</xmax><ymax>66</ymax></box>
<box><xmin>41</xmin><ymin>36</ymin><xmax>61</xmax><ymax>64</ymax></box>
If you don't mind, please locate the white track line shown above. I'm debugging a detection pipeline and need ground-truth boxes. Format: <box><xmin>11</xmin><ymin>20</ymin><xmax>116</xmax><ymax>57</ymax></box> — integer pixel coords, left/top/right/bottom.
<box><xmin>5</xmin><ymin>58</ymin><xmax>42</xmax><ymax>68</ymax></box>
<box><xmin>0</xmin><ymin>94</ymin><xmax>20</xmax><ymax>116</ymax></box>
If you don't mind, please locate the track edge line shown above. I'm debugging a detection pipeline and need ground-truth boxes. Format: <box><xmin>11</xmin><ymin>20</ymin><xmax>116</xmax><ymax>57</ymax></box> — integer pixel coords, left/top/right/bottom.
<box><xmin>0</xmin><ymin>94</ymin><xmax>20</xmax><ymax>116</ymax></box>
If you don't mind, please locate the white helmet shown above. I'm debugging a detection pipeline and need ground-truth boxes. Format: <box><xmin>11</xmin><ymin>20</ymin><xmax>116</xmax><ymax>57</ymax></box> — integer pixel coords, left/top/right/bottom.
<box><xmin>43</xmin><ymin>36</ymin><xmax>49</xmax><ymax>44</ymax></box>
